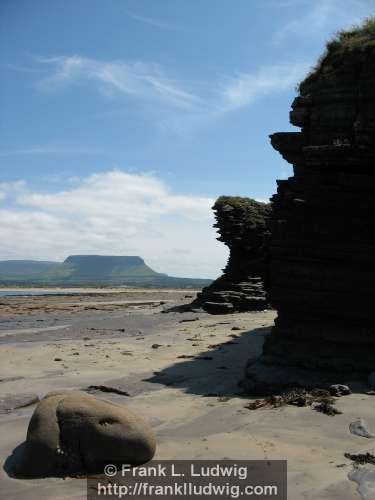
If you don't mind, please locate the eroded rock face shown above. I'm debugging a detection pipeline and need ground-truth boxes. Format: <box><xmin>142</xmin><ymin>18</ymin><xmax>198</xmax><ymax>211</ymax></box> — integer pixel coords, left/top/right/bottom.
<box><xmin>13</xmin><ymin>391</ymin><xmax>156</xmax><ymax>477</ymax></box>
<box><xmin>243</xmin><ymin>22</ymin><xmax>375</xmax><ymax>393</ymax></box>
<box><xmin>193</xmin><ymin>196</ymin><xmax>271</xmax><ymax>314</ymax></box>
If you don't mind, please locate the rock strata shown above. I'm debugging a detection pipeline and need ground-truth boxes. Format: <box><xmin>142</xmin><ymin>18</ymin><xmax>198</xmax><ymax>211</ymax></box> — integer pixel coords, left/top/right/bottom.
<box><xmin>243</xmin><ymin>20</ymin><xmax>375</xmax><ymax>393</ymax></box>
<box><xmin>12</xmin><ymin>390</ymin><xmax>156</xmax><ymax>477</ymax></box>
<box><xmin>193</xmin><ymin>196</ymin><xmax>271</xmax><ymax>314</ymax></box>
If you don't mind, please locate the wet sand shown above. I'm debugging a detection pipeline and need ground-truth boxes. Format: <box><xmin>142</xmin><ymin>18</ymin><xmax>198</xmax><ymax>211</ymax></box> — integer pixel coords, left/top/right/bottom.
<box><xmin>0</xmin><ymin>289</ymin><xmax>374</xmax><ymax>499</ymax></box>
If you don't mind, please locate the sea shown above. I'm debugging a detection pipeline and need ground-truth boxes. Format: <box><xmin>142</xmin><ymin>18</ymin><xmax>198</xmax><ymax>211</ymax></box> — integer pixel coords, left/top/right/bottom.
<box><xmin>0</xmin><ymin>290</ymin><xmax>78</xmax><ymax>297</ymax></box>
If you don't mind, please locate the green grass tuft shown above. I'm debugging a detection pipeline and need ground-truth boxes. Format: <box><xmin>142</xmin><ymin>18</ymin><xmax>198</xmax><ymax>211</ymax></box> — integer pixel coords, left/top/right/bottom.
<box><xmin>298</xmin><ymin>17</ymin><xmax>375</xmax><ymax>94</ymax></box>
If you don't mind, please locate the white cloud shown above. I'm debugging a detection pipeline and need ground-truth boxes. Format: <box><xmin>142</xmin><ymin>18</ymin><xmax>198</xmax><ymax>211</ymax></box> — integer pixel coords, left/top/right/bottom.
<box><xmin>219</xmin><ymin>62</ymin><xmax>310</xmax><ymax>111</ymax></box>
<box><xmin>0</xmin><ymin>171</ymin><xmax>228</xmax><ymax>278</ymax></box>
<box><xmin>0</xmin><ymin>181</ymin><xmax>27</xmax><ymax>201</ymax></box>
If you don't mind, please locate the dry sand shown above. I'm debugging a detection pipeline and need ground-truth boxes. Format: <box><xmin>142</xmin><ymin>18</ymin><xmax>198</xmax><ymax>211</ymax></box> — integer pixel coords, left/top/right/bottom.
<box><xmin>0</xmin><ymin>289</ymin><xmax>374</xmax><ymax>499</ymax></box>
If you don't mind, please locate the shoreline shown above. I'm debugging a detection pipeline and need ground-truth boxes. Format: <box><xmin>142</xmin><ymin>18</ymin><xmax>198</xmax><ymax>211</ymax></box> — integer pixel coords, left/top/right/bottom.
<box><xmin>0</xmin><ymin>287</ymin><xmax>201</xmax><ymax>294</ymax></box>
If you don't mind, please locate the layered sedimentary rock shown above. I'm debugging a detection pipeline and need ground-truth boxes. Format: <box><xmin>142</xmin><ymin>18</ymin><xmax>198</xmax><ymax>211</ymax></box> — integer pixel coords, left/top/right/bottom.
<box><xmin>193</xmin><ymin>196</ymin><xmax>271</xmax><ymax>314</ymax></box>
<box><xmin>244</xmin><ymin>20</ymin><xmax>375</xmax><ymax>393</ymax></box>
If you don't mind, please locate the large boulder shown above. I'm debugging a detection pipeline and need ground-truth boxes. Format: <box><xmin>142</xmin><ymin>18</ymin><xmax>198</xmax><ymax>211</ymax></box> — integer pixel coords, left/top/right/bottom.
<box><xmin>13</xmin><ymin>390</ymin><xmax>156</xmax><ymax>477</ymax></box>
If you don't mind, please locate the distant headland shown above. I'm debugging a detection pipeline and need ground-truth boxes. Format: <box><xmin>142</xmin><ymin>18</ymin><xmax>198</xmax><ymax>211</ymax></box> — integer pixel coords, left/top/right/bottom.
<box><xmin>0</xmin><ymin>255</ymin><xmax>212</xmax><ymax>288</ymax></box>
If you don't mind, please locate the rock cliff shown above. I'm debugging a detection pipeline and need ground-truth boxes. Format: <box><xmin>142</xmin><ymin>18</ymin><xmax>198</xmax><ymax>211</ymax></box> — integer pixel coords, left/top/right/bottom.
<box><xmin>193</xmin><ymin>196</ymin><xmax>271</xmax><ymax>314</ymax></box>
<box><xmin>243</xmin><ymin>19</ymin><xmax>375</xmax><ymax>393</ymax></box>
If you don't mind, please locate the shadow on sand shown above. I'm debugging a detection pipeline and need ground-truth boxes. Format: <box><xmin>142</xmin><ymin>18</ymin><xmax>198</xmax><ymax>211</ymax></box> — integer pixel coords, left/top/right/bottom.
<box><xmin>143</xmin><ymin>326</ymin><xmax>270</xmax><ymax>397</ymax></box>
<box><xmin>2</xmin><ymin>441</ymin><xmax>50</xmax><ymax>480</ymax></box>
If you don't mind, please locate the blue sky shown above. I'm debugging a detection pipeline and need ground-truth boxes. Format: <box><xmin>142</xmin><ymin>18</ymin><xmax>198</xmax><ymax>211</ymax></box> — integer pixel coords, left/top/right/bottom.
<box><xmin>0</xmin><ymin>0</ymin><xmax>374</xmax><ymax>277</ymax></box>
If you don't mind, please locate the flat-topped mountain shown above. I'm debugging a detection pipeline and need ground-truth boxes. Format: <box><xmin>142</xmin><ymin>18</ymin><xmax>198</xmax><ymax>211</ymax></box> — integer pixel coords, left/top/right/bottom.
<box><xmin>0</xmin><ymin>255</ymin><xmax>211</xmax><ymax>288</ymax></box>
<box><xmin>64</xmin><ymin>255</ymin><xmax>165</xmax><ymax>280</ymax></box>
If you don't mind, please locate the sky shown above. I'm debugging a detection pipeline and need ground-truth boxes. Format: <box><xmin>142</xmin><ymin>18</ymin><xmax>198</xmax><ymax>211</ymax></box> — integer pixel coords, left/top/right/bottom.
<box><xmin>1</xmin><ymin>0</ymin><xmax>374</xmax><ymax>278</ymax></box>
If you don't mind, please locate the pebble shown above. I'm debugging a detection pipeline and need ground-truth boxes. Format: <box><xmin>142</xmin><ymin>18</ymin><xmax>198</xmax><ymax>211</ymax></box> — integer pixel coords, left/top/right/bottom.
<box><xmin>349</xmin><ymin>418</ymin><xmax>375</xmax><ymax>438</ymax></box>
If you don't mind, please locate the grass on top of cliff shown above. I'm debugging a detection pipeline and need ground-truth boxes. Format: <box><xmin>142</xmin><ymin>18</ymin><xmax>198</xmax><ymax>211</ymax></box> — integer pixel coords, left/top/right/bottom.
<box><xmin>299</xmin><ymin>17</ymin><xmax>375</xmax><ymax>94</ymax></box>
<box><xmin>333</xmin><ymin>17</ymin><xmax>375</xmax><ymax>50</ymax></box>
<box><xmin>213</xmin><ymin>196</ymin><xmax>271</xmax><ymax>233</ymax></box>
<box><xmin>214</xmin><ymin>196</ymin><xmax>269</xmax><ymax>210</ymax></box>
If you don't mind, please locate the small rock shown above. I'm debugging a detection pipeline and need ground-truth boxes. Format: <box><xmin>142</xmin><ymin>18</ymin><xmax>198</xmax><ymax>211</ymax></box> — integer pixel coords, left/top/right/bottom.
<box><xmin>85</xmin><ymin>385</ymin><xmax>130</xmax><ymax>396</ymax></box>
<box><xmin>345</xmin><ymin>451</ymin><xmax>375</xmax><ymax>465</ymax></box>
<box><xmin>329</xmin><ymin>384</ymin><xmax>351</xmax><ymax>396</ymax></box>
<box><xmin>313</xmin><ymin>401</ymin><xmax>342</xmax><ymax>416</ymax></box>
<box><xmin>151</xmin><ymin>344</ymin><xmax>162</xmax><ymax>349</ymax></box>
<box><xmin>349</xmin><ymin>418</ymin><xmax>375</xmax><ymax>438</ymax></box>
<box><xmin>53</xmin><ymin>358</ymin><xmax>62</xmax><ymax>362</ymax></box>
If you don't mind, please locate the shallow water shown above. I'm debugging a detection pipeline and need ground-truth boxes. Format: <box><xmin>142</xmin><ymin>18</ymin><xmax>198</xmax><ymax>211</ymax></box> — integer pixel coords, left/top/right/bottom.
<box><xmin>0</xmin><ymin>324</ymin><xmax>70</xmax><ymax>337</ymax></box>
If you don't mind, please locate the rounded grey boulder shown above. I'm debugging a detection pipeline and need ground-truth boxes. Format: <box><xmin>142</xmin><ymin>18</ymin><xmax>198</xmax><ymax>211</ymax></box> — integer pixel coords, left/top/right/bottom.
<box><xmin>14</xmin><ymin>390</ymin><xmax>156</xmax><ymax>477</ymax></box>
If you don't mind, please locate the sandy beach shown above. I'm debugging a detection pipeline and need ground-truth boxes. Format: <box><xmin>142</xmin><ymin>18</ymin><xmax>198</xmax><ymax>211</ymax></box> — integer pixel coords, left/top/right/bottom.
<box><xmin>0</xmin><ymin>289</ymin><xmax>373</xmax><ymax>499</ymax></box>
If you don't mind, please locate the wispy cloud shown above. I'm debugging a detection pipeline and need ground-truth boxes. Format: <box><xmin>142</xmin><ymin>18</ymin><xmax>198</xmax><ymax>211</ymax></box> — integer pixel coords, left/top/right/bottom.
<box><xmin>37</xmin><ymin>56</ymin><xmax>200</xmax><ymax>110</ymax></box>
<box><xmin>125</xmin><ymin>10</ymin><xmax>177</xmax><ymax>30</ymax></box>
<box><xmin>159</xmin><ymin>60</ymin><xmax>309</xmax><ymax>133</ymax></box>
<box><xmin>0</xmin><ymin>170</ymin><xmax>227</xmax><ymax>278</ymax></box>
<box><xmin>219</xmin><ymin>62</ymin><xmax>309</xmax><ymax>111</ymax></box>
<box><xmin>275</xmin><ymin>0</ymin><xmax>375</xmax><ymax>43</ymax></box>
<box><xmin>35</xmin><ymin>55</ymin><xmax>307</xmax><ymax>131</ymax></box>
